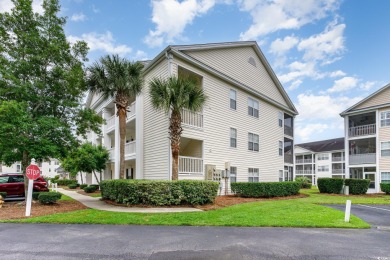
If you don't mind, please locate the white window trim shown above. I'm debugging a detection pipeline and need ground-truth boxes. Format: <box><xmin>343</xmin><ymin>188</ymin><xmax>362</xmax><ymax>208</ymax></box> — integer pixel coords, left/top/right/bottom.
<box><xmin>248</xmin><ymin>132</ymin><xmax>259</xmax><ymax>152</ymax></box>
<box><xmin>381</xmin><ymin>171</ymin><xmax>390</xmax><ymax>183</ymax></box>
<box><xmin>230</xmin><ymin>166</ymin><xmax>237</xmax><ymax>183</ymax></box>
<box><xmin>247</xmin><ymin>97</ymin><xmax>259</xmax><ymax>118</ymax></box>
<box><xmin>278</xmin><ymin>141</ymin><xmax>283</xmax><ymax>156</ymax></box>
<box><xmin>230</xmin><ymin>89</ymin><xmax>237</xmax><ymax>111</ymax></box>
<box><xmin>318</xmin><ymin>153</ymin><xmax>329</xmax><ymax>160</ymax></box>
<box><xmin>380</xmin><ymin>110</ymin><xmax>390</xmax><ymax>128</ymax></box>
<box><xmin>380</xmin><ymin>141</ymin><xmax>390</xmax><ymax>157</ymax></box>
<box><xmin>248</xmin><ymin>168</ymin><xmax>259</xmax><ymax>182</ymax></box>
<box><xmin>278</xmin><ymin>111</ymin><xmax>283</xmax><ymax>127</ymax></box>
<box><xmin>230</xmin><ymin>127</ymin><xmax>237</xmax><ymax>148</ymax></box>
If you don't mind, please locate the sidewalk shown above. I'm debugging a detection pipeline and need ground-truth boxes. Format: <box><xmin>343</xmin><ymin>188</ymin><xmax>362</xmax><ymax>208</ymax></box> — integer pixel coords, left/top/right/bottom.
<box><xmin>57</xmin><ymin>188</ymin><xmax>202</xmax><ymax>213</ymax></box>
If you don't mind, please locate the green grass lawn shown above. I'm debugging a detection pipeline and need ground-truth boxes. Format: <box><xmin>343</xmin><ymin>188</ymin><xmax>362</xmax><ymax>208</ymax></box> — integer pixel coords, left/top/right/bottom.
<box><xmin>3</xmin><ymin>187</ymin><xmax>381</xmax><ymax>228</ymax></box>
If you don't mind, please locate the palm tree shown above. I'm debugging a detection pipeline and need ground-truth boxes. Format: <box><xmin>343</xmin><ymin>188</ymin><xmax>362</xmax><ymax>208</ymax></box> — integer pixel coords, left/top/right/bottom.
<box><xmin>87</xmin><ymin>55</ymin><xmax>143</xmax><ymax>179</ymax></box>
<box><xmin>149</xmin><ymin>76</ymin><xmax>206</xmax><ymax>180</ymax></box>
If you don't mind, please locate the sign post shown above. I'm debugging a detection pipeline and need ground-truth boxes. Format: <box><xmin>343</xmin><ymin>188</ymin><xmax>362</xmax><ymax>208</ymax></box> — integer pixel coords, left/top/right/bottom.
<box><xmin>25</xmin><ymin>159</ymin><xmax>41</xmax><ymax>217</ymax></box>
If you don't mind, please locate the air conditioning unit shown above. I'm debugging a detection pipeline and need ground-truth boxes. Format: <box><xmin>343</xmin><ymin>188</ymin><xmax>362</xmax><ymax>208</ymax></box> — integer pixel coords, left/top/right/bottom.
<box><xmin>205</xmin><ymin>164</ymin><xmax>216</xmax><ymax>180</ymax></box>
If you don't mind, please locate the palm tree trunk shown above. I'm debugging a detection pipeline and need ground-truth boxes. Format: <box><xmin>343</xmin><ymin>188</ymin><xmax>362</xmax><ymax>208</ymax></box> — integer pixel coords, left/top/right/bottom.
<box><xmin>118</xmin><ymin>105</ymin><xmax>127</xmax><ymax>179</ymax></box>
<box><xmin>170</xmin><ymin>110</ymin><xmax>182</xmax><ymax>180</ymax></box>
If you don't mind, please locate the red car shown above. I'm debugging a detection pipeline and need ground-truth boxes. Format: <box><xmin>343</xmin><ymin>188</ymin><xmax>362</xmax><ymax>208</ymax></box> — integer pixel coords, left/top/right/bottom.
<box><xmin>0</xmin><ymin>173</ymin><xmax>49</xmax><ymax>198</ymax></box>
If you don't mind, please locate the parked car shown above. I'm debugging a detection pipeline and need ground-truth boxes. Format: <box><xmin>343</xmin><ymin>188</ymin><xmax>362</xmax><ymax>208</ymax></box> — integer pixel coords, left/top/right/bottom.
<box><xmin>0</xmin><ymin>173</ymin><xmax>49</xmax><ymax>198</ymax></box>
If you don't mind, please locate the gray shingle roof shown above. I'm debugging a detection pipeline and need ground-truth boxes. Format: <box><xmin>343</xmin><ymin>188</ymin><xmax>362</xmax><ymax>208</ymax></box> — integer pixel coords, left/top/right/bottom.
<box><xmin>296</xmin><ymin>137</ymin><xmax>344</xmax><ymax>152</ymax></box>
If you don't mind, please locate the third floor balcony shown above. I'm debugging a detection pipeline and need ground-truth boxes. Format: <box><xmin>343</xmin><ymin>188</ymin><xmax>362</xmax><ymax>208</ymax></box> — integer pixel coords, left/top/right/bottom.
<box><xmin>348</xmin><ymin>112</ymin><xmax>376</xmax><ymax>138</ymax></box>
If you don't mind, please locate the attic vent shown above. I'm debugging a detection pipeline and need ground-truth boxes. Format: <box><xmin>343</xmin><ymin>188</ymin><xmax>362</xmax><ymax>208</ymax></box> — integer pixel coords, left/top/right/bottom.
<box><xmin>248</xmin><ymin>57</ymin><xmax>257</xmax><ymax>67</ymax></box>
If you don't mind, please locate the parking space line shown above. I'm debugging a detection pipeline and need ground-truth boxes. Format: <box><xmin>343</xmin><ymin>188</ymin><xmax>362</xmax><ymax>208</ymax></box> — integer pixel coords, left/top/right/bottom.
<box><xmin>356</xmin><ymin>204</ymin><xmax>390</xmax><ymax>212</ymax></box>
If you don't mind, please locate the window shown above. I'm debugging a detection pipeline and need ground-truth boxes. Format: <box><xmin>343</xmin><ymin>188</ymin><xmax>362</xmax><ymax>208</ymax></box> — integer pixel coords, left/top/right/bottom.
<box><xmin>0</xmin><ymin>176</ymin><xmax>9</xmax><ymax>184</ymax></box>
<box><xmin>16</xmin><ymin>164</ymin><xmax>21</xmax><ymax>172</ymax></box>
<box><xmin>230</xmin><ymin>128</ymin><xmax>237</xmax><ymax>148</ymax></box>
<box><xmin>230</xmin><ymin>89</ymin><xmax>237</xmax><ymax>110</ymax></box>
<box><xmin>381</xmin><ymin>142</ymin><xmax>390</xmax><ymax>157</ymax></box>
<box><xmin>279</xmin><ymin>170</ymin><xmax>283</xmax><ymax>182</ymax></box>
<box><xmin>381</xmin><ymin>111</ymin><xmax>390</xmax><ymax>127</ymax></box>
<box><xmin>248</xmin><ymin>168</ymin><xmax>259</xmax><ymax>182</ymax></box>
<box><xmin>279</xmin><ymin>141</ymin><xmax>283</xmax><ymax>156</ymax></box>
<box><xmin>318</xmin><ymin>166</ymin><xmax>329</xmax><ymax>172</ymax></box>
<box><xmin>248</xmin><ymin>133</ymin><xmax>259</xmax><ymax>151</ymax></box>
<box><xmin>49</xmin><ymin>168</ymin><xmax>51</xmax><ymax>172</ymax></box>
<box><xmin>318</xmin><ymin>154</ymin><xmax>329</xmax><ymax>160</ymax></box>
<box><xmin>230</xmin><ymin>167</ymin><xmax>237</xmax><ymax>183</ymax></box>
<box><xmin>278</xmin><ymin>112</ymin><xmax>283</xmax><ymax>127</ymax></box>
<box><xmin>381</xmin><ymin>172</ymin><xmax>390</xmax><ymax>183</ymax></box>
<box><xmin>248</xmin><ymin>97</ymin><xmax>259</xmax><ymax>118</ymax></box>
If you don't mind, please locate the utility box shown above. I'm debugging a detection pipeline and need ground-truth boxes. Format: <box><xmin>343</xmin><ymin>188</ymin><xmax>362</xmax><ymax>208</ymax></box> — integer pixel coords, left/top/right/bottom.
<box><xmin>205</xmin><ymin>164</ymin><xmax>216</xmax><ymax>180</ymax></box>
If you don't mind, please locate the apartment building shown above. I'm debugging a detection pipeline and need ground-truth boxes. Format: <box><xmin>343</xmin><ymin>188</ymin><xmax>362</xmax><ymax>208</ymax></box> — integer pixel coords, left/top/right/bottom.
<box><xmin>0</xmin><ymin>159</ymin><xmax>61</xmax><ymax>178</ymax></box>
<box><xmin>341</xmin><ymin>83</ymin><xmax>390</xmax><ymax>193</ymax></box>
<box><xmin>84</xmin><ymin>41</ymin><xmax>298</xmax><ymax>186</ymax></box>
<box><xmin>294</xmin><ymin>138</ymin><xmax>345</xmax><ymax>185</ymax></box>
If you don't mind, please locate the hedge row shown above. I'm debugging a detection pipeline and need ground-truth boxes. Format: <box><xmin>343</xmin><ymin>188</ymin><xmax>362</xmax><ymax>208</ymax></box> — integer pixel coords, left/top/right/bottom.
<box><xmin>381</xmin><ymin>183</ymin><xmax>390</xmax><ymax>194</ymax></box>
<box><xmin>84</xmin><ymin>186</ymin><xmax>97</xmax><ymax>193</ymax></box>
<box><xmin>231</xmin><ymin>182</ymin><xmax>300</xmax><ymax>198</ymax></box>
<box><xmin>317</xmin><ymin>178</ymin><xmax>344</xmax><ymax>194</ymax></box>
<box><xmin>295</xmin><ymin>177</ymin><xmax>312</xmax><ymax>189</ymax></box>
<box><xmin>100</xmin><ymin>180</ymin><xmax>219</xmax><ymax>206</ymax></box>
<box><xmin>344</xmin><ymin>179</ymin><xmax>370</xmax><ymax>195</ymax></box>
<box><xmin>38</xmin><ymin>192</ymin><xmax>61</xmax><ymax>204</ymax></box>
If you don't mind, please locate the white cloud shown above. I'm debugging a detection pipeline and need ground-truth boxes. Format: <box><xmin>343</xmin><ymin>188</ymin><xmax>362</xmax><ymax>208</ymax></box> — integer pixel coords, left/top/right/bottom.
<box><xmin>327</xmin><ymin>76</ymin><xmax>358</xmax><ymax>93</ymax></box>
<box><xmin>239</xmin><ymin>0</ymin><xmax>340</xmax><ymax>40</ymax></box>
<box><xmin>71</xmin><ymin>13</ymin><xmax>87</xmax><ymax>22</ymax></box>
<box><xmin>270</xmin><ymin>35</ymin><xmax>299</xmax><ymax>55</ymax></box>
<box><xmin>133</xmin><ymin>50</ymin><xmax>148</xmax><ymax>61</ymax></box>
<box><xmin>297</xmin><ymin>21</ymin><xmax>345</xmax><ymax>63</ymax></box>
<box><xmin>0</xmin><ymin>0</ymin><xmax>43</xmax><ymax>14</ymax></box>
<box><xmin>295</xmin><ymin>123</ymin><xmax>329</xmax><ymax>142</ymax></box>
<box><xmin>278</xmin><ymin>61</ymin><xmax>323</xmax><ymax>83</ymax></box>
<box><xmin>329</xmin><ymin>70</ymin><xmax>346</xmax><ymax>78</ymax></box>
<box><xmin>360</xmin><ymin>81</ymin><xmax>377</xmax><ymax>91</ymax></box>
<box><xmin>287</xmin><ymin>79</ymin><xmax>302</xmax><ymax>91</ymax></box>
<box><xmin>144</xmin><ymin>0</ymin><xmax>217</xmax><ymax>47</ymax></box>
<box><xmin>68</xmin><ymin>32</ymin><xmax>132</xmax><ymax>56</ymax></box>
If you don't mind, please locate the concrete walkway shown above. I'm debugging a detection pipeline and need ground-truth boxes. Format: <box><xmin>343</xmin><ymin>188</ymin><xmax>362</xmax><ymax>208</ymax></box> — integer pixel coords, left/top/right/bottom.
<box><xmin>57</xmin><ymin>188</ymin><xmax>202</xmax><ymax>213</ymax></box>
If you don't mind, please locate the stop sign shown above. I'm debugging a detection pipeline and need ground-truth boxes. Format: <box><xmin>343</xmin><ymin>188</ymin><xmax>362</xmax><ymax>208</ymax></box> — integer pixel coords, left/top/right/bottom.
<box><xmin>26</xmin><ymin>164</ymin><xmax>41</xmax><ymax>180</ymax></box>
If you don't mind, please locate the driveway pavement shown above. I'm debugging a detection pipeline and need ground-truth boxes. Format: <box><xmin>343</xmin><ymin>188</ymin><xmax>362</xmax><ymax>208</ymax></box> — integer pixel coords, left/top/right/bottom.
<box><xmin>0</xmin><ymin>224</ymin><xmax>389</xmax><ymax>259</ymax></box>
<box><xmin>325</xmin><ymin>204</ymin><xmax>390</xmax><ymax>228</ymax></box>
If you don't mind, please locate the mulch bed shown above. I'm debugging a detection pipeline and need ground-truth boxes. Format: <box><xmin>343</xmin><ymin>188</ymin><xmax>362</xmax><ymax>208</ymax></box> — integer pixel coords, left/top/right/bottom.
<box><xmin>0</xmin><ymin>200</ymin><xmax>87</xmax><ymax>220</ymax></box>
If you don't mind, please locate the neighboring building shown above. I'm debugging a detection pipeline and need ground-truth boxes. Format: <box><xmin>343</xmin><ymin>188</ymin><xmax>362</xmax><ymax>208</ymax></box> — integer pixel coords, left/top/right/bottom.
<box><xmin>294</xmin><ymin>138</ymin><xmax>345</xmax><ymax>185</ymax></box>
<box><xmin>341</xmin><ymin>83</ymin><xmax>390</xmax><ymax>193</ymax></box>
<box><xmin>0</xmin><ymin>159</ymin><xmax>61</xmax><ymax>178</ymax></box>
<box><xmin>84</xmin><ymin>41</ymin><xmax>298</xmax><ymax>187</ymax></box>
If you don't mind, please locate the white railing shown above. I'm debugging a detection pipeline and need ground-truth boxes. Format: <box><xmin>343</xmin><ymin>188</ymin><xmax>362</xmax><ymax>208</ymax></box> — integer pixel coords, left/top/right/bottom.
<box><xmin>126</xmin><ymin>102</ymin><xmax>136</xmax><ymax>121</ymax></box>
<box><xmin>106</xmin><ymin>115</ymin><xmax>115</xmax><ymax>131</ymax></box>
<box><xmin>295</xmin><ymin>170</ymin><xmax>313</xmax><ymax>175</ymax></box>
<box><xmin>125</xmin><ymin>141</ymin><xmax>136</xmax><ymax>156</ymax></box>
<box><xmin>349</xmin><ymin>124</ymin><xmax>376</xmax><ymax>137</ymax></box>
<box><xmin>181</xmin><ymin>108</ymin><xmax>203</xmax><ymax>128</ymax></box>
<box><xmin>332</xmin><ymin>157</ymin><xmax>344</xmax><ymax>162</ymax></box>
<box><xmin>349</xmin><ymin>153</ymin><xmax>376</xmax><ymax>165</ymax></box>
<box><xmin>332</xmin><ymin>169</ymin><xmax>345</xmax><ymax>174</ymax></box>
<box><xmin>295</xmin><ymin>159</ymin><xmax>312</xmax><ymax>164</ymax></box>
<box><xmin>109</xmin><ymin>148</ymin><xmax>114</xmax><ymax>160</ymax></box>
<box><xmin>179</xmin><ymin>156</ymin><xmax>203</xmax><ymax>175</ymax></box>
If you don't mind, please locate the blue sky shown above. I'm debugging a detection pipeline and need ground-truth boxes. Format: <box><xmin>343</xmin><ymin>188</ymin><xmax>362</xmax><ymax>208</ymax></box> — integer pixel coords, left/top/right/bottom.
<box><xmin>1</xmin><ymin>0</ymin><xmax>389</xmax><ymax>143</ymax></box>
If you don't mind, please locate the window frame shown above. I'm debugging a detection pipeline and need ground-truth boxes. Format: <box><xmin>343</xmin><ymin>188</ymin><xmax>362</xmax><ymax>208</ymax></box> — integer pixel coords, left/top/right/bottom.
<box><xmin>380</xmin><ymin>111</ymin><xmax>390</xmax><ymax>127</ymax></box>
<box><xmin>381</xmin><ymin>141</ymin><xmax>390</xmax><ymax>157</ymax></box>
<box><xmin>230</xmin><ymin>128</ymin><xmax>237</xmax><ymax>148</ymax></box>
<box><xmin>278</xmin><ymin>111</ymin><xmax>283</xmax><ymax>127</ymax></box>
<box><xmin>247</xmin><ymin>97</ymin><xmax>259</xmax><ymax>118</ymax></box>
<box><xmin>318</xmin><ymin>165</ymin><xmax>329</xmax><ymax>172</ymax></box>
<box><xmin>318</xmin><ymin>153</ymin><xmax>329</xmax><ymax>160</ymax></box>
<box><xmin>248</xmin><ymin>168</ymin><xmax>259</xmax><ymax>182</ymax></box>
<box><xmin>230</xmin><ymin>166</ymin><xmax>237</xmax><ymax>183</ymax></box>
<box><xmin>381</xmin><ymin>172</ymin><xmax>390</xmax><ymax>183</ymax></box>
<box><xmin>248</xmin><ymin>132</ymin><xmax>259</xmax><ymax>152</ymax></box>
<box><xmin>279</xmin><ymin>170</ymin><xmax>284</xmax><ymax>182</ymax></box>
<box><xmin>279</xmin><ymin>141</ymin><xmax>283</xmax><ymax>156</ymax></box>
<box><xmin>230</xmin><ymin>89</ymin><xmax>237</xmax><ymax>110</ymax></box>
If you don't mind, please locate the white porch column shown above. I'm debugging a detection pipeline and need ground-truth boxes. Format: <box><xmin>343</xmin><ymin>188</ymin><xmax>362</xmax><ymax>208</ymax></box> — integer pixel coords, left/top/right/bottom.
<box><xmin>167</xmin><ymin>52</ymin><xmax>173</xmax><ymax>180</ymax></box>
<box><xmin>114</xmin><ymin>106</ymin><xmax>120</xmax><ymax>179</ymax></box>
<box><xmin>344</xmin><ymin>116</ymin><xmax>350</xmax><ymax>180</ymax></box>
<box><xmin>135</xmin><ymin>93</ymin><xmax>143</xmax><ymax>180</ymax></box>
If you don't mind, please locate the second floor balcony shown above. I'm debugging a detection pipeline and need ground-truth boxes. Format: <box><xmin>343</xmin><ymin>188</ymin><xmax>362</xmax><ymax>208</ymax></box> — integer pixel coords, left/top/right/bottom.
<box><xmin>349</xmin><ymin>124</ymin><xmax>376</xmax><ymax>137</ymax></box>
<box><xmin>349</xmin><ymin>153</ymin><xmax>376</xmax><ymax>165</ymax></box>
<box><xmin>182</xmin><ymin>108</ymin><xmax>203</xmax><ymax>129</ymax></box>
<box><xmin>108</xmin><ymin>141</ymin><xmax>136</xmax><ymax>161</ymax></box>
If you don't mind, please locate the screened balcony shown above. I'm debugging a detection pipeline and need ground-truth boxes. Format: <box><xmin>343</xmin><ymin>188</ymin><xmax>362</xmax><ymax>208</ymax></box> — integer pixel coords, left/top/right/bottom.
<box><xmin>348</xmin><ymin>112</ymin><xmax>376</xmax><ymax>137</ymax></box>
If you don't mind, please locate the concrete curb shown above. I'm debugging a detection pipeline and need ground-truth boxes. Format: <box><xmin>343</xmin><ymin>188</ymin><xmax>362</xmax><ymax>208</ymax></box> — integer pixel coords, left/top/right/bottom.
<box><xmin>57</xmin><ymin>188</ymin><xmax>202</xmax><ymax>213</ymax></box>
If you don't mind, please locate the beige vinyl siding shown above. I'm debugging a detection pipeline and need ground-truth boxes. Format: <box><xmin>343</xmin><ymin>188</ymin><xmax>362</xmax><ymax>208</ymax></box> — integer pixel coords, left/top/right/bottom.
<box><xmin>183</xmin><ymin>46</ymin><xmax>288</xmax><ymax>107</ymax></box>
<box><xmin>354</xmin><ymin>87</ymin><xmax>390</xmax><ymax>110</ymax></box>
<box><xmin>173</xmin><ymin>56</ymin><xmax>285</xmax><ymax>182</ymax></box>
<box><xmin>379</xmin><ymin>107</ymin><xmax>390</xmax><ymax>171</ymax></box>
<box><xmin>142</xmin><ymin>58</ymin><xmax>170</xmax><ymax>180</ymax></box>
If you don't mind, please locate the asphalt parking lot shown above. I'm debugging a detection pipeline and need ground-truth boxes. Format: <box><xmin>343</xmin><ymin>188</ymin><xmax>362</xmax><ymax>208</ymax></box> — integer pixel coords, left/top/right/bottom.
<box><xmin>326</xmin><ymin>204</ymin><xmax>390</xmax><ymax>228</ymax></box>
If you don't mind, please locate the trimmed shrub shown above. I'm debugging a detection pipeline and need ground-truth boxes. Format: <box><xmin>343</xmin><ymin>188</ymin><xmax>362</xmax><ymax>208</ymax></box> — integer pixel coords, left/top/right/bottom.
<box><xmin>68</xmin><ymin>183</ymin><xmax>78</xmax><ymax>189</ymax></box>
<box><xmin>79</xmin><ymin>184</ymin><xmax>88</xmax><ymax>189</ymax></box>
<box><xmin>0</xmin><ymin>192</ymin><xmax>6</xmax><ymax>198</ymax></box>
<box><xmin>38</xmin><ymin>192</ymin><xmax>62</xmax><ymax>205</ymax></box>
<box><xmin>344</xmin><ymin>179</ymin><xmax>370</xmax><ymax>195</ymax></box>
<box><xmin>54</xmin><ymin>179</ymin><xmax>77</xmax><ymax>186</ymax></box>
<box><xmin>380</xmin><ymin>183</ymin><xmax>390</xmax><ymax>194</ymax></box>
<box><xmin>295</xmin><ymin>177</ymin><xmax>312</xmax><ymax>189</ymax></box>
<box><xmin>32</xmin><ymin>192</ymin><xmax>41</xmax><ymax>200</ymax></box>
<box><xmin>317</xmin><ymin>178</ymin><xmax>344</xmax><ymax>194</ymax></box>
<box><xmin>83</xmin><ymin>186</ymin><xmax>97</xmax><ymax>193</ymax></box>
<box><xmin>100</xmin><ymin>180</ymin><xmax>219</xmax><ymax>206</ymax></box>
<box><xmin>230</xmin><ymin>182</ymin><xmax>300</xmax><ymax>198</ymax></box>
<box><xmin>89</xmin><ymin>184</ymin><xmax>100</xmax><ymax>190</ymax></box>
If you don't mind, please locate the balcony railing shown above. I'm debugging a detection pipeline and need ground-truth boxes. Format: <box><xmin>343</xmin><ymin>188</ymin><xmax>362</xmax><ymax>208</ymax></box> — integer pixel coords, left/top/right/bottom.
<box><xmin>284</xmin><ymin>154</ymin><xmax>293</xmax><ymax>164</ymax></box>
<box><xmin>295</xmin><ymin>159</ymin><xmax>313</xmax><ymax>164</ymax></box>
<box><xmin>284</xmin><ymin>126</ymin><xmax>293</xmax><ymax>137</ymax></box>
<box><xmin>295</xmin><ymin>170</ymin><xmax>313</xmax><ymax>175</ymax></box>
<box><xmin>182</xmin><ymin>109</ymin><xmax>203</xmax><ymax>128</ymax></box>
<box><xmin>349</xmin><ymin>153</ymin><xmax>376</xmax><ymax>165</ymax></box>
<box><xmin>349</xmin><ymin>124</ymin><xmax>376</xmax><ymax>137</ymax></box>
<box><xmin>126</xmin><ymin>102</ymin><xmax>136</xmax><ymax>121</ymax></box>
<box><xmin>332</xmin><ymin>157</ymin><xmax>344</xmax><ymax>162</ymax></box>
<box><xmin>332</xmin><ymin>169</ymin><xmax>345</xmax><ymax>174</ymax></box>
<box><xmin>125</xmin><ymin>141</ymin><xmax>136</xmax><ymax>156</ymax></box>
<box><xmin>179</xmin><ymin>156</ymin><xmax>203</xmax><ymax>175</ymax></box>
<box><xmin>106</xmin><ymin>115</ymin><xmax>115</xmax><ymax>131</ymax></box>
